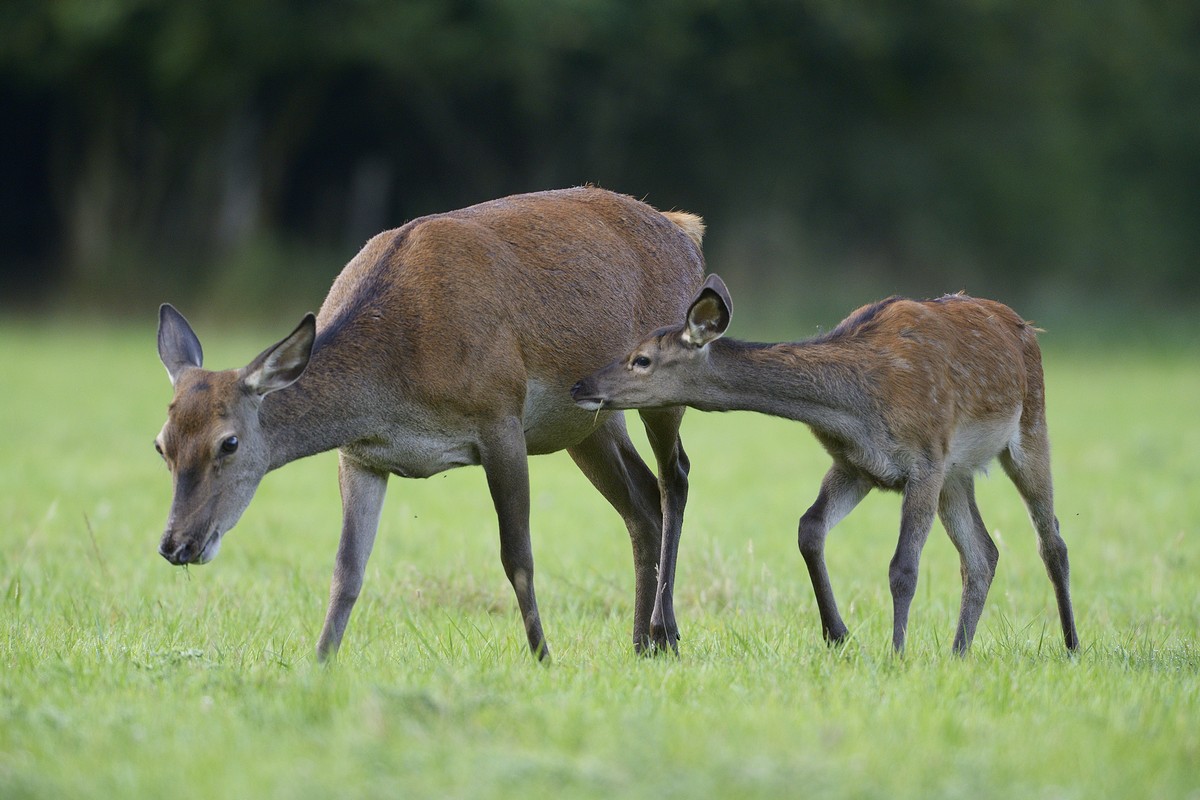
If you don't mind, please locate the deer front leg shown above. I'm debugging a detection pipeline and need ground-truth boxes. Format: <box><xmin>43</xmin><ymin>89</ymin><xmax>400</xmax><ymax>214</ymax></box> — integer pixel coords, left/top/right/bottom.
<box><xmin>639</xmin><ymin>406</ymin><xmax>690</xmax><ymax>654</ymax></box>
<box><xmin>316</xmin><ymin>453</ymin><xmax>388</xmax><ymax>661</ymax></box>
<box><xmin>479</xmin><ymin>416</ymin><xmax>549</xmax><ymax>661</ymax></box>
<box><xmin>798</xmin><ymin>466</ymin><xmax>872</xmax><ymax>645</ymax></box>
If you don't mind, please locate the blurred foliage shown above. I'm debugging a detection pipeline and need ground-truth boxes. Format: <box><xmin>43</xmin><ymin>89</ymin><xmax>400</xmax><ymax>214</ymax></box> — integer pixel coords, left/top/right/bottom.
<box><xmin>1</xmin><ymin>0</ymin><xmax>1197</xmax><ymax>316</ymax></box>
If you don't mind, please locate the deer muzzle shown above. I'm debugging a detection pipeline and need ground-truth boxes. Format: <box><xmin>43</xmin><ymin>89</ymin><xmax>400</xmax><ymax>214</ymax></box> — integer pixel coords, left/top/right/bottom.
<box><xmin>159</xmin><ymin>525</ymin><xmax>222</xmax><ymax>565</ymax></box>
<box><xmin>570</xmin><ymin>379</ymin><xmax>607</xmax><ymax>412</ymax></box>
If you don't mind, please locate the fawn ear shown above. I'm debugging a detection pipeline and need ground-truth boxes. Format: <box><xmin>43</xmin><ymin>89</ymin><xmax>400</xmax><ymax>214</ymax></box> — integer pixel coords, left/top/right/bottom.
<box><xmin>242</xmin><ymin>314</ymin><xmax>316</xmax><ymax>397</ymax></box>
<box><xmin>683</xmin><ymin>274</ymin><xmax>733</xmax><ymax>347</ymax></box>
<box><xmin>158</xmin><ymin>304</ymin><xmax>204</xmax><ymax>386</ymax></box>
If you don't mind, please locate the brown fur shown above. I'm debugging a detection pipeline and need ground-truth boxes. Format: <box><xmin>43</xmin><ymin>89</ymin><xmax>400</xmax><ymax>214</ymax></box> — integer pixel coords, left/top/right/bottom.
<box><xmin>573</xmin><ymin>275</ymin><xmax>1079</xmax><ymax>655</ymax></box>
<box><xmin>156</xmin><ymin>187</ymin><xmax>705</xmax><ymax>661</ymax></box>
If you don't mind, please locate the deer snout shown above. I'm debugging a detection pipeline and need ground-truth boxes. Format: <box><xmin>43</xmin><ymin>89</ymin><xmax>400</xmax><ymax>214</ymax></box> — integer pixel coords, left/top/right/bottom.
<box><xmin>159</xmin><ymin>527</ymin><xmax>220</xmax><ymax>565</ymax></box>
<box><xmin>159</xmin><ymin>535</ymin><xmax>194</xmax><ymax>565</ymax></box>
<box><xmin>570</xmin><ymin>380</ymin><xmax>605</xmax><ymax>411</ymax></box>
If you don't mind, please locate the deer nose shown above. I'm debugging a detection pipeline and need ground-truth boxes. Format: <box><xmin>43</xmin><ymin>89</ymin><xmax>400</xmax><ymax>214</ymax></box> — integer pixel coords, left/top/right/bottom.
<box><xmin>570</xmin><ymin>380</ymin><xmax>590</xmax><ymax>399</ymax></box>
<box><xmin>159</xmin><ymin>535</ymin><xmax>197</xmax><ymax>565</ymax></box>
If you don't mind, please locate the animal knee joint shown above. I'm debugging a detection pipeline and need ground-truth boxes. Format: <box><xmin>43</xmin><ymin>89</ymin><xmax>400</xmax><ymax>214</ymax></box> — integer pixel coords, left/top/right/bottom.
<box><xmin>797</xmin><ymin>516</ymin><xmax>824</xmax><ymax>557</ymax></box>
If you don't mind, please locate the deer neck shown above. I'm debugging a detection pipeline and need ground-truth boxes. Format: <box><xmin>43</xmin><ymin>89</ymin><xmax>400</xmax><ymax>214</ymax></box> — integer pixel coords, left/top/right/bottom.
<box><xmin>704</xmin><ymin>338</ymin><xmax>873</xmax><ymax>432</ymax></box>
<box><xmin>259</xmin><ymin>341</ymin><xmax>384</xmax><ymax>470</ymax></box>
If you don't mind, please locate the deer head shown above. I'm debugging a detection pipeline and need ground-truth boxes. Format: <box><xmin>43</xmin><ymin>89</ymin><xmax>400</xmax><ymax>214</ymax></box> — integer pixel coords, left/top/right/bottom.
<box><xmin>154</xmin><ymin>304</ymin><xmax>315</xmax><ymax>565</ymax></box>
<box><xmin>571</xmin><ymin>274</ymin><xmax>733</xmax><ymax>411</ymax></box>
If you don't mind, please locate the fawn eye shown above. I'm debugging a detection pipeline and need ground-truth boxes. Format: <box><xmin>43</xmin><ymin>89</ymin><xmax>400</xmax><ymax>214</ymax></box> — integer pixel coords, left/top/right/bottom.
<box><xmin>154</xmin><ymin>441</ymin><xmax>164</xmax><ymax>457</ymax></box>
<box><xmin>632</xmin><ymin>355</ymin><xmax>652</xmax><ymax>369</ymax></box>
<box><xmin>220</xmin><ymin>436</ymin><xmax>239</xmax><ymax>455</ymax></box>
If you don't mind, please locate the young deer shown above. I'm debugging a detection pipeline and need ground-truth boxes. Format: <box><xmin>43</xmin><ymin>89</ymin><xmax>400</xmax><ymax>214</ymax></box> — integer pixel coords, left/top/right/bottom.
<box><xmin>572</xmin><ymin>275</ymin><xmax>1079</xmax><ymax>654</ymax></box>
<box><xmin>154</xmin><ymin>187</ymin><xmax>705</xmax><ymax>661</ymax></box>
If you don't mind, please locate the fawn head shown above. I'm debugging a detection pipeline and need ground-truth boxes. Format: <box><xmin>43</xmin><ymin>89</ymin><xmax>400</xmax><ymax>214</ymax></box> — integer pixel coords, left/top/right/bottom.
<box><xmin>154</xmin><ymin>305</ymin><xmax>314</xmax><ymax>565</ymax></box>
<box><xmin>572</xmin><ymin>274</ymin><xmax>732</xmax><ymax>411</ymax></box>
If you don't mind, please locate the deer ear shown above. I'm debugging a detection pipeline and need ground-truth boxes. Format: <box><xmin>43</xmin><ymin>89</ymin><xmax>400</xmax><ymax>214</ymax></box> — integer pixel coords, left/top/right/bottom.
<box><xmin>683</xmin><ymin>274</ymin><xmax>732</xmax><ymax>347</ymax></box>
<box><xmin>242</xmin><ymin>314</ymin><xmax>316</xmax><ymax>397</ymax></box>
<box><xmin>158</xmin><ymin>304</ymin><xmax>204</xmax><ymax>386</ymax></box>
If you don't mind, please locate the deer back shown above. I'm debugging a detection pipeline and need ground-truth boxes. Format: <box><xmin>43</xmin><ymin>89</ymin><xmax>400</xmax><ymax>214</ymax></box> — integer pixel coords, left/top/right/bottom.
<box><xmin>312</xmin><ymin>189</ymin><xmax>703</xmax><ymax>412</ymax></box>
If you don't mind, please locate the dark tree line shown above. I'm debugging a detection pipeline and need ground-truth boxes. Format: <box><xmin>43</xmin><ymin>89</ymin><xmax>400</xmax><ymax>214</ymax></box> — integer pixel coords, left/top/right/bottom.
<box><xmin>2</xmin><ymin>0</ymin><xmax>1197</xmax><ymax>313</ymax></box>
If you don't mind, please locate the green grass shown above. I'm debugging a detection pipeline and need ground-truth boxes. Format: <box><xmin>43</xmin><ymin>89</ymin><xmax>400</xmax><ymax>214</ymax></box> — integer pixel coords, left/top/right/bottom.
<box><xmin>2</xmin><ymin>319</ymin><xmax>1198</xmax><ymax>799</ymax></box>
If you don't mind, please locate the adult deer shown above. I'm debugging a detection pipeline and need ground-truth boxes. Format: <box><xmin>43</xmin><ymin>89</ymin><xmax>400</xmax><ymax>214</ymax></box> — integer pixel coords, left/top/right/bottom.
<box><xmin>154</xmin><ymin>187</ymin><xmax>705</xmax><ymax>661</ymax></box>
<box><xmin>572</xmin><ymin>275</ymin><xmax>1079</xmax><ymax>654</ymax></box>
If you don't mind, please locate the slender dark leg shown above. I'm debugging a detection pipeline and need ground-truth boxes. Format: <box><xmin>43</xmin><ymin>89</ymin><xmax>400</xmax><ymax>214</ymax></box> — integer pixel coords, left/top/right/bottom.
<box><xmin>568</xmin><ymin>414</ymin><xmax>664</xmax><ymax>653</ymax></box>
<box><xmin>797</xmin><ymin>465</ymin><xmax>871</xmax><ymax>644</ymax></box>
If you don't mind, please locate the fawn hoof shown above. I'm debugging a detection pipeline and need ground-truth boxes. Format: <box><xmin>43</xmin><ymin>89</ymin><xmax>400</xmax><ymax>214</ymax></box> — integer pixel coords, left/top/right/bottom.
<box><xmin>823</xmin><ymin>625</ymin><xmax>850</xmax><ymax>648</ymax></box>
<box><xmin>639</xmin><ymin>625</ymin><xmax>680</xmax><ymax>657</ymax></box>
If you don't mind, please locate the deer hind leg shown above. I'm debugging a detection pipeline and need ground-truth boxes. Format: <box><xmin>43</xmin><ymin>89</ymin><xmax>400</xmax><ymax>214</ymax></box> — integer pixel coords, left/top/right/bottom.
<box><xmin>638</xmin><ymin>406</ymin><xmax>690</xmax><ymax>654</ymax></box>
<box><xmin>937</xmin><ymin>474</ymin><xmax>1000</xmax><ymax>655</ymax></box>
<box><xmin>798</xmin><ymin>466</ymin><xmax>871</xmax><ymax>645</ymax></box>
<box><xmin>889</xmin><ymin>470</ymin><xmax>944</xmax><ymax>653</ymax></box>
<box><xmin>1000</xmin><ymin>433</ymin><xmax>1079</xmax><ymax>651</ymax></box>
<box><xmin>316</xmin><ymin>453</ymin><xmax>389</xmax><ymax>662</ymax></box>
<box><xmin>480</xmin><ymin>416</ymin><xmax>549</xmax><ymax>661</ymax></box>
<box><xmin>568</xmin><ymin>414</ymin><xmax>665</xmax><ymax>654</ymax></box>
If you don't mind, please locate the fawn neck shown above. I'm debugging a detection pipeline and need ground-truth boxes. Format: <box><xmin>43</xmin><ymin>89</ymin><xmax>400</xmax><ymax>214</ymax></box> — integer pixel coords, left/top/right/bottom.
<box><xmin>703</xmin><ymin>338</ymin><xmax>874</xmax><ymax>433</ymax></box>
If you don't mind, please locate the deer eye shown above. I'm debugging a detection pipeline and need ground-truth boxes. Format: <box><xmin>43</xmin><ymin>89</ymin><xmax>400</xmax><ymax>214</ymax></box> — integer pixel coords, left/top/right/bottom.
<box><xmin>154</xmin><ymin>441</ymin><xmax>165</xmax><ymax>458</ymax></box>
<box><xmin>220</xmin><ymin>436</ymin><xmax>239</xmax><ymax>455</ymax></box>
<box><xmin>632</xmin><ymin>355</ymin><xmax>652</xmax><ymax>369</ymax></box>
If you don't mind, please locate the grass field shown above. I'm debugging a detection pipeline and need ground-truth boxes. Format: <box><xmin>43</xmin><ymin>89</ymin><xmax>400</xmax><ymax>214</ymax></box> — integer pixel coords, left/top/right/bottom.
<box><xmin>2</xmin><ymin>318</ymin><xmax>1198</xmax><ymax>799</ymax></box>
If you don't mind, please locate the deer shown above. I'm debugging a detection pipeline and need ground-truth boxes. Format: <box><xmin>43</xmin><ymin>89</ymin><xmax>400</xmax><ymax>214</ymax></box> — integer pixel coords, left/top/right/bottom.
<box><xmin>572</xmin><ymin>274</ymin><xmax>1079</xmax><ymax>655</ymax></box>
<box><xmin>154</xmin><ymin>187</ymin><xmax>706</xmax><ymax>662</ymax></box>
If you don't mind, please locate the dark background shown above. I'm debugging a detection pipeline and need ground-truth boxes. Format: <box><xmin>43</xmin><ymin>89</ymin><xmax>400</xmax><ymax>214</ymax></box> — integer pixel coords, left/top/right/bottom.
<box><xmin>2</xmin><ymin>1</ymin><xmax>1197</xmax><ymax>324</ymax></box>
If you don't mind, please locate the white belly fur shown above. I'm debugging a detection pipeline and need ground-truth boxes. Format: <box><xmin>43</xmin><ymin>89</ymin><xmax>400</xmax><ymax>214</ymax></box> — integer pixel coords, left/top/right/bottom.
<box><xmin>343</xmin><ymin>379</ymin><xmax>610</xmax><ymax>476</ymax></box>
<box><xmin>946</xmin><ymin>407</ymin><xmax>1022</xmax><ymax>477</ymax></box>
<box><xmin>522</xmin><ymin>378</ymin><xmax>610</xmax><ymax>455</ymax></box>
